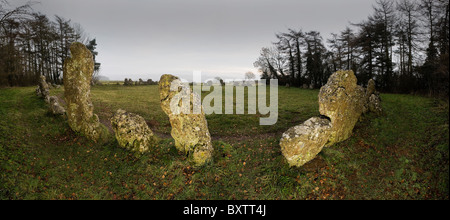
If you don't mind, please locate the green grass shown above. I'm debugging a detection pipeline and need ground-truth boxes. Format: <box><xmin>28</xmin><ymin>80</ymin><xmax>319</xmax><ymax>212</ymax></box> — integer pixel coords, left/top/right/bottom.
<box><xmin>1</xmin><ymin>85</ymin><xmax>448</xmax><ymax>200</ymax></box>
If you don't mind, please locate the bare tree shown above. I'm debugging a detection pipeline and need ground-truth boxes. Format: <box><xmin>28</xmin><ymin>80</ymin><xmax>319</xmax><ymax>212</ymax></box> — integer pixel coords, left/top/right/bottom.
<box><xmin>254</xmin><ymin>46</ymin><xmax>286</xmax><ymax>80</ymax></box>
<box><xmin>245</xmin><ymin>71</ymin><xmax>255</xmax><ymax>80</ymax></box>
<box><xmin>397</xmin><ymin>0</ymin><xmax>420</xmax><ymax>77</ymax></box>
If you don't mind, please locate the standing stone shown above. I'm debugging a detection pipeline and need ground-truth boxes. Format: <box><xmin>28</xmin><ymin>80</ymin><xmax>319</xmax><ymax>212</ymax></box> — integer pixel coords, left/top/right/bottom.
<box><xmin>38</xmin><ymin>75</ymin><xmax>50</xmax><ymax>103</ymax></box>
<box><xmin>368</xmin><ymin>94</ymin><xmax>383</xmax><ymax>115</ymax></box>
<box><xmin>365</xmin><ymin>79</ymin><xmax>383</xmax><ymax>115</ymax></box>
<box><xmin>366</xmin><ymin>79</ymin><xmax>376</xmax><ymax>96</ymax></box>
<box><xmin>159</xmin><ymin>74</ymin><xmax>213</xmax><ymax>166</ymax></box>
<box><xmin>35</xmin><ymin>86</ymin><xmax>41</xmax><ymax>96</ymax></box>
<box><xmin>111</xmin><ymin>109</ymin><xmax>159</xmax><ymax>155</ymax></box>
<box><xmin>280</xmin><ymin>117</ymin><xmax>332</xmax><ymax>167</ymax></box>
<box><xmin>318</xmin><ymin>70</ymin><xmax>365</xmax><ymax>147</ymax></box>
<box><xmin>49</xmin><ymin>96</ymin><xmax>66</xmax><ymax>115</ymax></box>
<box><xmin>63</xmin><ymin>42</ymin><xmax>109</xmax><ymax>143</ymax></box>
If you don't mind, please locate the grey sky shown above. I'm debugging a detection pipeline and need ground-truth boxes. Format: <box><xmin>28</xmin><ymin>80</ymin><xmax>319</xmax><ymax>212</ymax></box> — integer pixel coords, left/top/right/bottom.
<box><xmin>13</xmin><ymin>0</ymin><xmax>376</xmax><ymax>81</ymax></box>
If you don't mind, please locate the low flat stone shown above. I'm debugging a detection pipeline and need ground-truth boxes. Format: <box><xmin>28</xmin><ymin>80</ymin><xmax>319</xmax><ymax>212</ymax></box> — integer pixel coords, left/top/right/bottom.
<box><xmin>280</xmin><ymin>117</ymin><xmax>332</xmax><ymax>167</ymax></box>
<box><xmin>111</xmin><ymin>109</ymin><xmax>159</xmax><ymax>155</ymax></box>
<box><xmin>49</xmin><ymin>96</ymin><xmax>66</xmax><ymax>115</ymax></box>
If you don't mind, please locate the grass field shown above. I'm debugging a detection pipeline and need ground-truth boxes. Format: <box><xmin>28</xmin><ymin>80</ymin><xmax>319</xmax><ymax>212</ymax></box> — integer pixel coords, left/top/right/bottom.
<box><xmin>0</xmin><ymin>84</ymin><xmax>448</xmax><ymax>200</ymax></box>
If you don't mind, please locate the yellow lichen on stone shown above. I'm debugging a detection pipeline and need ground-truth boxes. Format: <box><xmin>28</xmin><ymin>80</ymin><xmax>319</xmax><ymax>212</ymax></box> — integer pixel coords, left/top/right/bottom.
<box><xmin>318</xmin><ymin>70</ymin><xmax>365</xmax><ymax>147</ymax></box>
<box><xmin>159</xmin><ymin>74</ymin><xmax>214</xmax><ymax>167</ymax></box>
<box><xmin>63</xmin><ymin>42</ymin><xmax>109</xmax><ymax>143</ymax></box>
<box><xmin>110</xmin><ymin>109</ymin><xmax>159</xmax><ymax>156</ymax></box>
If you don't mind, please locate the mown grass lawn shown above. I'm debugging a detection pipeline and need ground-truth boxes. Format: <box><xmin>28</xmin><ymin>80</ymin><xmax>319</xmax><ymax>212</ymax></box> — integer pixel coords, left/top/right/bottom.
<box><xmin>0</xmin><ymin>85</ymin><xmax>448</xmax><ymax>200</ymax></box>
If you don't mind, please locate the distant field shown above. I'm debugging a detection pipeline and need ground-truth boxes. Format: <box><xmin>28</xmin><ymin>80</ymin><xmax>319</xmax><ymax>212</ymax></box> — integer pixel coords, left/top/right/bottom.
<box><xmin>1</xmin><ymin>85</ymin><xmax>448</xmax><ymax>200</ymax></box>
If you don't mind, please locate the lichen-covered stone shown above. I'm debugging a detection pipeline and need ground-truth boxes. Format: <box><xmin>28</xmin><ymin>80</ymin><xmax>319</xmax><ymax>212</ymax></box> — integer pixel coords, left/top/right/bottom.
<box><xmin>159</xmin><ymin>74</ymin><xmax>213</xmax><ymax>166</ymax></box>
<box><xmin>319</xmin><ymin>70</ymin><xmax>365</xmax><ymax>147</ymax></box>
<box><xmin>35</xmin><ymin>86</ymin><xmax>40</xmax><ymax>96</ymax></box>
<box><xmin>366</xmin><ymin>79</ymin><xmax>376</xmax><ymax>96</ymax></box>
<box><xmin>38</xmin><ymin>75</ymin><xmax>50</xmax><ymax>103</ymax></box>
<box><xmin>111</xmin><ymin>109</ymin><xmax>159</xmax><ymax>155</ymax></box>
<box><xmin>368</xmin><ymin>94</ymin><xmax>383</xmax><ymax>115</ymax></box>
<box><xmin>49</xmin><ymin>96</ymin><xmax>66</xmax><ymax>115</ymax></box>
<box><xmin>365</xmin><ymin>79</ymin><xmax>383</xmax><ymax>115</ymax></box>
<box><xmin>63</xmin><ymin>42</ymin><xmax>109</xmax><ymax>143</ymax></box>
<box><xmin>280</xmin><ymin>117</ymin><xmax>332</xmax><ymax>167</ymax></box>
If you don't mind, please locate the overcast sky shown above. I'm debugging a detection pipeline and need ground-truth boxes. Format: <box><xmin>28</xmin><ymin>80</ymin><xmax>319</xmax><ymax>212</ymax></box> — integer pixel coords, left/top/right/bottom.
<box><xmin>12</xmin><ymin>0</ymin><xmax>376</xmax><ymax>81</ymax></box>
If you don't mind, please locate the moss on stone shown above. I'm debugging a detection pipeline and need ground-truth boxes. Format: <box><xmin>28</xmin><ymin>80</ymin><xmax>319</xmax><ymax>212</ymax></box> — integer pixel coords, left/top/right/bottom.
<box><xmin>159</xmin><ymin>74</ymin><xmax>214</xmax><ymax>167</ymax></box>
<box><xmin>63</xmin><ymin>42</ymin><xmax>109</xmax><ymax>143</ymax></box>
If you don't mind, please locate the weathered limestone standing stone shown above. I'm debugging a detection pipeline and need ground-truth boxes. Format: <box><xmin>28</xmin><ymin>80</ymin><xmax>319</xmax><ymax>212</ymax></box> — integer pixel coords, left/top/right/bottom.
<box><xmin>35</xmin><ymin>86</ymin><xmax>41</xmax><ymax>96</ymax></box>
<box><xmin>159</xmin><ymin>74</ymin><xmax>213</xmax><ymax>166</ymax></box>
<box><xmin>111</xmin><ymin>109</ymin><xmax>159</xmax><ymax>155</ymax></box>
<box><xmin>365</xmin><ymin>79</ymin><xmax>383</xmax><ymax>115</ymax></box>
<box><xmin>368</xmin><ymin>94</ymin><xmax>382</xmax><ymax>115</ymax></box>
<box><xmin>319</xmin><ymin>70</ymin><xmax>365</xmax><ymax>147</ymax></box>
<box><xmin>280</xmin><ymin>117</ymin><xmax>332</xmax><ymax>167</ymax></box>
<box><xmin>366</xmin><ymin>79</ymin><xmax>376</xmax><ymax>96</ymax></box>
<box><xmin>63</xmin><ymin>42</ymin><xmax>109</xmax><ymax>143</ymax></box>
<box><xmin>49</xmin><ymin>96</ymin><xmax>66</xmax><ymax>115</ymax></box>
<box><xmin>38</xmin><ymin>75</ymin><xmax>50</xmax><ymax>103</ymax></box>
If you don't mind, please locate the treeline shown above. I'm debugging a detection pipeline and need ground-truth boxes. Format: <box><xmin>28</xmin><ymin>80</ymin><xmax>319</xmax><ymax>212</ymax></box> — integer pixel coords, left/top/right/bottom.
<box><xmin>0</xmin><ymin>1</ymin><xmax>100</xmax><ymax>87</ymax></box>
<box><xmin>255</xmin><ymin>0</ymin><xmax>449</xmax><ymax>96</ymax></box>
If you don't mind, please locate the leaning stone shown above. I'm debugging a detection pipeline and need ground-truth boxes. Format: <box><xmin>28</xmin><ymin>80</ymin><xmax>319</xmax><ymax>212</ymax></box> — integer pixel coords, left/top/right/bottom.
<box><xmin>38</xmin><ymin>75</ymin><xmax>50</xmax><ymax>103</ymax></box>
<box><xmin>63</xmin><ymin>42</ymin><xmax>109</xmax><ymax>143</ymax></box>
<box><xmin>49</xmin><ymin>96</ymin><xmax>66</xmax><ymax>115</ymax></box>
<box><xmin>159</xmin><ymin>74</ymin><xmax>214</xmax><ymax>166</ymax></box>
<box><xmin>280</xmin><ymin>117</ymin><xmax>332</xmax><ymax>167</ymax></box>
<box><xmin>111</xmin><ymin>109</ymin><xmax>159</xmax><ymax>155</ymax></box>
<box><xmin>319</xmin><ymin>70</ymin><xmax>365</xmax><ymax>147</ymax></box>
